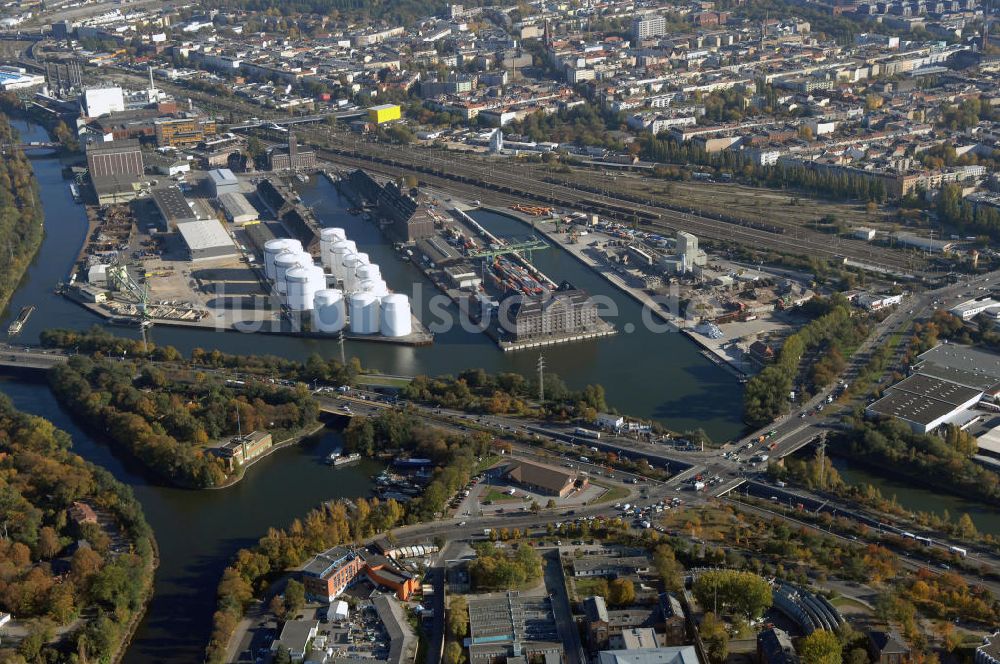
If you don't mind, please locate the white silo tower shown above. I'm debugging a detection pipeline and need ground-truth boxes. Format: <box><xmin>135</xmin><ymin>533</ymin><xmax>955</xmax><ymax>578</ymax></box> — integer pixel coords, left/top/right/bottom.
<box><xmin>341</xmin><ymin>254</ymin><xmax>364</xmax><ymax>292</ymax></box>
<box><xmin>349</xmin><ymin>292</ymin><xmax>380</xmax><ymax>334</ymax></box>
<box><xmin>320</xmin><ymin>228</ymin><xmax>346</xmax><ymax>273</ymax></box>
<box><xmin>356</xmin><ymin>263</ymin><xmax>381</xmax><ymax>285</ymax></box>
<box><xmin>274</xmin><ymin>250</ymin><xmax>311</xmax><ymax>295</ymax></box>
<box><xmin>285</xmin><ymin>264</ymin><xmax>325</xmax><ymax>311</ymax></box>
<box><xmin>312</xmin><ymin>289</ymin><xmax>347</xmax><ymax>332</ymax></box>
<box><xmin>330</xmin><ymin>240</ymin><xmax>353</xmax><ymax>282</ymax></box>
<box><xmin>380</xmin><ymin>294</ymin><xmax>412</xmax><ymax>337</ymax></box>
<box><xmin>264</xmin><ymin>238</ymin><xmax>301</xmax><ymax>281</ymax></box>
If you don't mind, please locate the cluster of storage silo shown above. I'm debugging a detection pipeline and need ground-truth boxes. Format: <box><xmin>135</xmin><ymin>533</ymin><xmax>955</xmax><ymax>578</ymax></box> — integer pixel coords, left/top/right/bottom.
<box><xmin>305</xmin><ymin>227</ymin><xmax>413</xmax><ymax>337</ymax></box>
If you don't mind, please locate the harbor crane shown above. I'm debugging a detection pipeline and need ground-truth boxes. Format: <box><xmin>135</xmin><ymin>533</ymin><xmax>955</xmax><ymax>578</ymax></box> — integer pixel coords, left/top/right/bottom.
<box><xmin>108</xmin><ymin>258</ymin><xmax>153</xmax><ymax>353</ymax></box>
<box><xmin>466</xmin><ymin>236</ymin><xmax>550</xmax><ymax>288</ymax></box>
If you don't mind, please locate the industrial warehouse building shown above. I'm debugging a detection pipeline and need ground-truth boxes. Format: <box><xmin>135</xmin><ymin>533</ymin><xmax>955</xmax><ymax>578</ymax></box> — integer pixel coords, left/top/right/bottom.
<box><xmin>865</xmin><ymin>373</ymin><xmax>984</xmax><ymax>434</ymax></box>
<box><xmin>152</xmin><ymin>186</ymin><xmax>199</xmax><ymax>229</ymax></box>
<box><xmin>218</xmin><ymin>192</ymin><xmax>259</xmax><ymax>224</ymax></box>
<box><xmin>86</xmin><ymin>139</ymin><xmax>144</xmax><ymax>179</ymax></box>
<box><xmin>865</xmin><ymin>342</ymin><xmax>1000</xmax><ymax>434</ymax></box>
<box><xmin>176</xmin><ymin>218</ymin><xmax>238</xmax><ymax>261</ymax></box>
<box><xmin>503</xmin><ymin>459</ymin><xmax>583</xmax><ymax>497</ymax></box>
<box><xmin>208</xmin><ymin>168</ymin><xmax>241</xmax><ymax>197</ymax></box>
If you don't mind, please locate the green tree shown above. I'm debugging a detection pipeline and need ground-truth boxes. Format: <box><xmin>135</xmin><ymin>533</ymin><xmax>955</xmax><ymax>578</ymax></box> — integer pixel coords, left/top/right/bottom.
<box><xmin>799</xmin><ymin>630</ymin><xmax>842</xmax><ymax>664</ymax></box>
<box><xmin>448</xmin><ymin>596</ymin><xmax>469</xmax><ymax>639</ymax></box>
<box><xmin>699</xmin><ymin>612</ymin><xmax>729</xmax><ymax>664</ymax></box>
<box><xmin>444</xmin><ymin>641</ymin><xmax>465</xmax><ymax>664</ymax></box>
<box><xmin>274</xmin><ymin>645</ymin><xmax>293</xmax><ymax>664</ymax></box>
<box><xmin>845</xmin><ymin>648</ymin><xmax>870</xmax><ymax>664</ymax></box>
<box><xmin>608</xmin><ymin>578</ymin><xmax>635</xmax><ymax>606</ymax></box>
<box><xmin>693</xmin><ymin>570</ymin><xmax>772</xmax><ymax>619</ymax></box>
<box><xmin>284</xmin><ymin>579</ymin><xmax>305</xmax><ymax>617</ymax></box>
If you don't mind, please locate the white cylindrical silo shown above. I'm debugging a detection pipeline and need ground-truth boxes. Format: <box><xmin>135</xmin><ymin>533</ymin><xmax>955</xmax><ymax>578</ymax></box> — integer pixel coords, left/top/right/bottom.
<box><xmin>331</xmin><ymin>240</ymin><xmax>353</xmax><ymax>282</ymax></box>
<box><xmin>356</xmin><ymin>263</ymin><xmax>381</xmax><ymax>284</ymax></box>
<box><xmin>274</xmin><ymin>250</ymin><xmax>311</xmax><ymax>294</ymax></box>
<box><xmin>285</xmin><ymin>264</ymin><xmax>325</xmax><ymax>311</ymax></box>
<box><xmin>264</xmin><ymin>238</ymin><xmax>300</xmax><ymax>281</ymax></box>
<box><xmin>343</xmin><ymin>239</ymin><xmax>357</xmax><ymax>254</ymax></box>
<box><xmin>320</xmin><ymin>228</ymin><xmax>345</xmax><ymax>273</ymax></box>
<box><xmin>380</xmin><ymin>294</ymin><xmax>412</xmax><ymax>337</ymax></box>
<box><xmin>349</xmin><ymin>292</ymin><xmax>380</xmax><ymax>334</ymax></box>
<box><xmin>369</xmin><ymin>279</ymin><xmax>390</xmax><ymax>299</ymax></box>
<box><xmin>285</xmin><ymin>266</ymin><xmax>310</xmax><ymax>311</ymax></box>
<box><xmin>355</xmin><ymin>252</ymin><xmax>370</xmax><ymax>266</ymax></box>
<box><xmin>342</xmin><ymin>254</ymin><xmax>364</xmax><ymax>292</ymax></box>
<box><xmin>312</xmin><ymin>289</ymin><xmax>346</xmax><ymax>333</ymax></box>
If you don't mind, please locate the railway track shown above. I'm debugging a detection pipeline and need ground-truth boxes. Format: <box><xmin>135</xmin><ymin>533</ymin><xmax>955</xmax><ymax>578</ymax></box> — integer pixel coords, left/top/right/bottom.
<box><xmin>303</xmin><ymin>132</ymin><xmax>922</xmax><ymax>274</ymax></box>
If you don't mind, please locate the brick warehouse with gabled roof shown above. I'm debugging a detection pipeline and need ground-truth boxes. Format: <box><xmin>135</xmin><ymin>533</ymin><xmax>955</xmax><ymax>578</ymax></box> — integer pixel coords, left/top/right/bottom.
<box><xmin>504</xmin><ymin>459</ymin><xmax>585</xmax><ymax>497</ymax></box>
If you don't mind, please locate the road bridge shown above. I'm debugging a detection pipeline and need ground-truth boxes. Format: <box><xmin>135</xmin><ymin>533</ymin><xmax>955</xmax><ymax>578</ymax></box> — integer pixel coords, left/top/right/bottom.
<box><xmin>0</xmin><ymin>348</ymin><xmax>68</xmax><ymax>372</ymax></box>
<box><xmin>228</xmin><ymin>110</ymin><xmax>365</xmax><ymax>131</ymax></box>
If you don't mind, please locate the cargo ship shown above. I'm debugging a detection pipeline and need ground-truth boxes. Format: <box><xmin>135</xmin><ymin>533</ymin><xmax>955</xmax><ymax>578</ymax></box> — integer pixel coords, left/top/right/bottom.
<box><xmin>7</xmin><ymin>305</ymin><xmax>34</xmax><ymax>337</ymax></box>
<box><xmin>108</xmin><ymin>316</ymin><xmax>152</xmax><ymax>329</ymax></box>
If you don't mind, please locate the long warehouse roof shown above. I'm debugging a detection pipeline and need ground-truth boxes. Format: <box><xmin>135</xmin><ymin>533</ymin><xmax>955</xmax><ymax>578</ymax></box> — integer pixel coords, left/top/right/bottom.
<box><xmin>176</xmin><ymin>218</ymin><xmax>235</xmax><ymax>251</ymax></box>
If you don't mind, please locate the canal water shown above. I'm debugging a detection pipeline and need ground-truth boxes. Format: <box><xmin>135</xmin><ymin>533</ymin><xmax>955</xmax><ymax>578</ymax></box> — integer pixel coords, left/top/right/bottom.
<box><xmin>0</xmin><ymin>118</ymin><xmax>739</xmax><ymax>661</ymax></box>
<box><xmin>832</xmin><ymin>457</ymin><xmax>1000</xmax><ymax>537</ymax></box>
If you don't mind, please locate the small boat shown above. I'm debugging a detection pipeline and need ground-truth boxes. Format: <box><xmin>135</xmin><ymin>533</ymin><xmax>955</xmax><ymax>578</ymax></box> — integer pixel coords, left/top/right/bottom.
<box><xmin>296</xmin><ymin>172</ymin><xmax>309</xmax><ymax>183</ymax></box>
<box><xmin>7</xmin><ymin>305</ymin><xmax>34</xmax><ymax>337</ymax></box>
<box><xmin>328</xmin><ymin>452</ymin><xmax>361</xmax><ymax>467</ymax></box>
<box><xmin>69</xmin><ymin>183</ymin><xmax>82</xmax><ymax>203</ymax></box>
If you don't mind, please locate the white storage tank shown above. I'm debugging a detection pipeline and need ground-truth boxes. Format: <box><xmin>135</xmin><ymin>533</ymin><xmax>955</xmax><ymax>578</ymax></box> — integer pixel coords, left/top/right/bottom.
<box><xmin>312</xmin><ymin>289</ymin><xmax>346</xmax><ymax>333</ymax></box>
<box><xmin>357</xmin><ymin>278</ymin><xmax>390</xmax><ymax>299</ymax></box>
<box><xmin>264</xmin><ymin>238</ymin><xmax>302</xmax><ymax>281</ymax></box>
<box><xmin>343</xmin><ymin>239</ymin><xmax>357</xmax><ymax>254</ymax></box>
<box><xmin>380</xmin><ymin>294</ymin><xmax>412</xmax><ymax>337</ymax></box>
<box><xmin>355</xmin><ymin>252</ymin><xmax>370</xmax><ymax>266</ymax></box>
<box><xmin>320</xmin><ymin>228</ymin><xmax>346</xmax><ymax>272</ymax></box>
<box><xmin>274</xmin><ymin>251</ymin><xmax>311</xmax><ymax>294</ymax></box>
<box><xmin>342</xmin><ymin>254</ymin><xmax>364</xmax><ymax>292</ymax></box>
<box><xmin>330</xmin><ymin>240</ymin><xmax>354</xmax><ymax>282</ymax></box>
<box><xmin>370</xmin><ymin>279</ymin><xmax>390</xmax><ymax>298</ymax></box>
<box><xmin>349</xmin><ymin>292</ymin><xmax>380</xmax><ymax>334</ymax></box>
<box><xmin>356</xmin><ymin>263</ymin><xmax>381</xmax><ymax>284</ymax></box>
<box><xmin>285</xmin><ymin>265</ymin><xmax>326</xmax><ymax>311</ymax></box>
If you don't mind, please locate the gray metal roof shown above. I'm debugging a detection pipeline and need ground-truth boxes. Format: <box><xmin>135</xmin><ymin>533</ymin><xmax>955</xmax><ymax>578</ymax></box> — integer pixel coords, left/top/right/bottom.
<box><xmin>917</xmin><ymin>343</ymin><xmax>1000</xmax><ymax>384</ymax></box>
<box><xmin>176</xmin><ymin>218</ymin><xmax>235</xmax><ymax>252</ymax></box>
<box><xmin>218</xmin><ymin>191</ymin><xmax>259</xmax><ymax>219</ymax></box>
<box><xmin>152</xmin><ymin>186</ymin><xmax>198</xmax><ymax>224</ymax></box>
<box><xmin>597</xmin><ymin>647</ymin><xmax>700</xmax><ymax>664</ymax></box>
<box><xmin>208</xmin><ymin>167</ymin><xmax>238</xmax><ymax>184</ymax></box>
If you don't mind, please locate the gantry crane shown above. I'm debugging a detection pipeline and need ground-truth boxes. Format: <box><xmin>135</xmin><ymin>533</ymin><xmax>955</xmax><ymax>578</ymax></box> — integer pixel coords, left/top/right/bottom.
<box><xmin>466</xmin><ymin>237</ymin><xmax>550</xmax><ymax>286</ymax></box>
